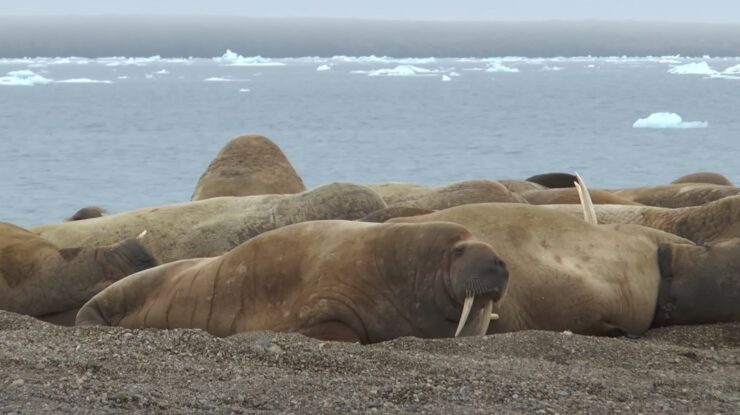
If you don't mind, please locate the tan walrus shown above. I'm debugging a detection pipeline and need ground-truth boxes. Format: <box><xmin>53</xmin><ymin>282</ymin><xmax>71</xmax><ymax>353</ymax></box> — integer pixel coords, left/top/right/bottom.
<box><xmin>76</xmin><ymin>221</ymin><xmax>509</xmax><ymax>344</ymax></box>
<box><xmin>0</xmin><ymin>222</ymin><xmax>156</xmax><ymax>325</ymax></box>
<box><xmin>367</xmin><ymin>179</ymin><xmax>526</xmax><ymax>210</ymax></box>
<box><xmin>543</xmin><ymin>195</ymin><xmax>740</xmax><ymax>244</ymax></box>
<box><xmin>521</xmin><ymin>188</ymin><xmax>641</xmax><ymax>205</ymax></box>
<box><xmin>610</xmin><ymin>183</ymin><xmax>740</xmax><ymax>208</ymax></box>
<box><xmin>671</xmin><ymin>172</ymin><xmax>733</xmax><ymax>186</ymax></box>
<box><xmin>390</xmin><ymin>203</ymin><xmax>740</xmax><ymax>335</ymax></box>
<box><xmin>191</xmin><ymin>134</ymin><xmax>306</xmax><ymax>201</ymax></box>
<box><xmin>32</xmin><ymin>183</ymin><xmax>386</xmax><ymax>264</ymax></box>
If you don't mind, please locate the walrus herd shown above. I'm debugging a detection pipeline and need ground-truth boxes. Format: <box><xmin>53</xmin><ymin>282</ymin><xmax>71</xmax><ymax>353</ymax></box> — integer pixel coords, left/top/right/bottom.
<box><xmin>2</xmin><ymin>133</ymin><xmax>740</xmax><ymax>344</ymax></box>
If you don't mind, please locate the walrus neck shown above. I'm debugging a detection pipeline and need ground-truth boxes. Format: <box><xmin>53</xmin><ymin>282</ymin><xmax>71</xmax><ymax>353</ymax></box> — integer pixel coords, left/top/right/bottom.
<box><xmin>671</xmin><ymin>200</ymin><xmax>735</xmax><ymax>243</ymax></box>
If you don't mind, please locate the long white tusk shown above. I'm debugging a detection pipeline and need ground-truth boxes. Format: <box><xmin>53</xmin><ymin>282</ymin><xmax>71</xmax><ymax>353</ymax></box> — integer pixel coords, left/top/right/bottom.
<box><xmin>137</xmin><ymin>230</ymin><xmax>148</xmax><ymax>240</ymax></box>
<box><xmin>574</xmin><ymin>172</ymin><xmax>597</xmax><ymax>225</ymax></box>
<box><xmin>455</xmin><ymin>296</ymin><xmax>475</xmax><ymax>337</ymax></box>
<box><xmin>490</xmin><ymin>313</ymin><xmax>500</xmax><ymax>321</ymax></box>
<box><xmin>477</xmin><ymin>300</ymin><xmax>494</xmax><ymax>335</ymax></box>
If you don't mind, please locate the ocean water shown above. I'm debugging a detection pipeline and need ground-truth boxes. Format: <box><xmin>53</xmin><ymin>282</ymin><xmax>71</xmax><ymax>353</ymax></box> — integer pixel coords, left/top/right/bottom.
<box><xmin>1</xmin><ymin>54</ymin><xmax>739</xmax><ymax>227</ymax></box>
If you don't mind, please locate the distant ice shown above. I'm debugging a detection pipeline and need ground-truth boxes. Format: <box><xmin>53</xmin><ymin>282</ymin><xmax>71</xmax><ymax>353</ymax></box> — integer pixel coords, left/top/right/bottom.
<box><xmin>145</xmin><ymin>74</ymin><xmax>155</xmax><ymax>79</ymax></box>
<box><xmin>239</xmin><ymin>88</ymin><xmax>251</xmax><ymax>92</ymax></box>
<box><xmin>484</xmin><ymin>62</ymin><xmax>519</xmax><ymax>73</ymax></box>
<box><xmin>213</xmin><ymin>50</ymin><xmax>285</xmax><ymax>66</ymax></box>
<box><xmin>155</xmin><ymin>69</ymin><xmax>169</xmax><ymax>74</ymax></box>
<box><xmin>723</xmin><ymin>64</ymin><xmax>740</xmax><ymax>74</ymax></box>
<box><xmin>632</xmin><ymin>112</ymin><xmax>708</xmax><ymax>129</ymax></box>
<box><xmin>116</xmin><ymin>76</ymin><xmax>129</xmax><ymax>79</ymax></box>
<box><xmin>449</xmin><ymin>72</ymin><xmax>461</xmax><ymax>77</ymax></box>
<box><xmin>331</xmin><ymin>55</ymin><xmax>436</xmax><ymax>64</ymax></box>
<box><xmin>0</xmin><ymin>70</ymin><xmax>53</xmax><ymax>86</ymax></box>
<box><xmin>316</xmin><ymin>64</ymin><xmax>332</xmax><ymax>72</ymax></box>
<box><xmin>57</xmin><ymin>78</ymin><xmax>113</xmax><ymax>84</ymax></box>
<box><xmin>668</xmin><ymin>62</ymin><xmax>718</xmax><ymax>76</ymax></box>
<box><xmin>102</xmin><ymin>56</ymin><xmax>163</xmax><ymax>67</ymax></box>
<box><xmin>352</xmin><ymin>65</ymin><xmax>441</xmax><ymax>77</ymax></box>
<box><xmin>541</xmin><ymin>66</ymin><xmax>564</xmax><ymax>71</ymax></box>
<box><xmin>204</xmin><ymin>77</ymin><xmax>232</xmax><ymax>82</ymax></box>
<box><xmin>441</xmin><ymin>75</ymin><xmax>451</xmax><ymax>81</ymax></box>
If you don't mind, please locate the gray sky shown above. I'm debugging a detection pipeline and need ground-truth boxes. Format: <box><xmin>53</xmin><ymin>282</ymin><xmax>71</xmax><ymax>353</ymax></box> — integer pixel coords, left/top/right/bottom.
<box><xmin>1</xmin><ymin>0</ymin><xmax>739</xmax><ymax>23</ymax></box>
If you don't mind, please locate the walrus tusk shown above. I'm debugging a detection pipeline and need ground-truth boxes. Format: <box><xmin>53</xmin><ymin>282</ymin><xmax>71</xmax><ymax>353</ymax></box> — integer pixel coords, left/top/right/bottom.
<box><xmin>574</xmin><ymin>172</ymin><xmax>597</xmax><ymax>225</ymax></box>
<box><xmin>137</xmin><ymin>230</ymin><xmax>148</xmax><ymax>240</ymax></box>
<box><xmin>490</xmin><ymin>313</ymin><xmax>499</xmax><ymax>320</ymax></box>
<box><xmin>455</xmin><ymin>296</ymin><xmax>475</xmax><ymax>337</ymax></box>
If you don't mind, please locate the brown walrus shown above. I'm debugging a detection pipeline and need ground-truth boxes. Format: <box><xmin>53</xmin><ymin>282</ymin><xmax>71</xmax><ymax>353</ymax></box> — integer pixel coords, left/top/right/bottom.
<box><xmin>522</xmin><ymin>188</ymin><xmax>641</xmax><ymax>206</ymax></box>
<box><xmin>611</xmin><ymin>183</ymin><xmax>740</xmax><ymax>208</ymax></box>
<box><xmin>66</xmin><ymin>206</ymin><xmax>107</xmax><ymax>221</ymax></box>
<box><xmin>77</xmin><ymin>221</ymin><xmax>509</xmax><ymax>344</ymax></box>
<box><xmin>390</xmin><ymin>203</ymin><xmax>740</xmax><ymax>335</ymax></box>
<box><xmin>671</xmin><ymin>172</ymin><xmax>733</xmax><ymax>186</ymax></box>
<box><xmin>0</xmin><ymin>222</ymin><xmax>156</xmax><ymax>325</ymax></box>
<box><xmin>191</xmin><ymin>134</ymin><xmax>306</xmax><ymax>201</ymax></box>
<box><xmin>32</xmin><ymin>183</ymin><xmax>386</xmax><ymax>264</ymax></box>
<box><xmin>543</xmin><ymin>195</ymin><xmax>740</xmax><ymax>244</ymax></box>
<box><xmin>367</xmin><ymin>179</ymin><xmax>526</xmax><ymax>210</ymax></box>
<box><xmin>497</xmin><ymin>179</ymin><xmax>546</xmax><ymax>194</ymax></box>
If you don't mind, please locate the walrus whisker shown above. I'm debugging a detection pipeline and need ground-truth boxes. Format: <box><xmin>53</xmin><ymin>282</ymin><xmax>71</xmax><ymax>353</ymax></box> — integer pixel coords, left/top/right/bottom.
<box><xmin>574</xmin><ymin>172</ymin><xmax>597</xmax><ymax>225</ymax></box>
<box><xmin>455</xmin><ymin>296</ymin><xmax>475</xmax><ymax>337</ymax></box>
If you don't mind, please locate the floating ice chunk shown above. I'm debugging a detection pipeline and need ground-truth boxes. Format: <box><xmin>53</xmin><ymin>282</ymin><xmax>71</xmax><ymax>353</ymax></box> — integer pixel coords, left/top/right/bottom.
<box><xmin>0</xmin><ymin>70</ymin><xmax>53</xmax><ymax>86</ymax></box>
<box><xmin>116</xmin><ymin>76</ymin><xmax>129</xmax><ymax>79</ymax></box>
<box><xmin>723</xmin><ymin>64</ymin><xmax>740</xmax><ymax>75</ymax></box>
<box><xmin>586</xmin><ymin>64</ymin><xmax>597</xmax><ymax>68</ymax></box>
<box><xmin>632</xmin><ymin>112</ymin><xmax>708</xmax><ymax>129</ymax></box>
<box><xmin>204</xmin><ymin>77</ymin><xmax>231</xmax><ymax>82</ymax></box>
<box><xmin>213</xmin><ymin>50</ymin><xmax>285</xmax><ymax>66</ymax></box>
<box><xmin>449</xmin><ymin>72</ymin><xmax>461</xmax><ymax>77</ymax></box>
<box><xmin>57</xmin><ymin>78</ymin><xmax>112</xmax><ymax>84</ymax></box>
<box><xmin>155</xmin><ymin>69</ymin><xmax>169</xmax><ymax>74</ymax></box>
<box><xmin>353</xmin><ymin>65</ymin><xmax>441</xmax><ymax>77</ymax></box>
<box><xmin>316</xmin><ymin>64</ymin><xmax>332</xmax><ymax>71</ymax></box>
<box><xmin>441</xmin><ymin>75</ymin><xmax>451</xmax><ymax>81</ymax></box>
<box><xmin>668</xmin><ymin>62</ymin><xmax>718</xmax><ymax>76</ymax></box>
<box><xmin>484</xmin><ymin>62</ymin><xmax>519</xmax><ymax>73</ymax></box>
<box><xmin>239</xmin><ymin>88</ymin><xmax>250</xmax><ymax>92</ymax></box>
<box><xmin>541</xmin><ymin>66</ymin><xmax>564</xmax><ymax>71</ymax></box>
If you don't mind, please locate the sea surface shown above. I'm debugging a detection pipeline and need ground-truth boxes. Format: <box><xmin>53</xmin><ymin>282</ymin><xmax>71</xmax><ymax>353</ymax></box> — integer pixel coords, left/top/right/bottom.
<box><xmin>1</xmin><ymin>53</ymin><xmax>739</xmax><ymax>226</ymax></box>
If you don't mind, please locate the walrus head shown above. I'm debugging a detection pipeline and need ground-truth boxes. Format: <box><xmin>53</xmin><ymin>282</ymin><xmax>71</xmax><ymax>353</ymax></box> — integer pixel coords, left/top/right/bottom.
<box><xmin>654</xmin><ymin>238</ymin><xmax>740</xmax><ymax>327</ymax></box>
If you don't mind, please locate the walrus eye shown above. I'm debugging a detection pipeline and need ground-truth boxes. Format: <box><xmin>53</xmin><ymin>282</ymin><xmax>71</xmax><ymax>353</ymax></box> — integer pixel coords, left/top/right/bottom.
<box><xmin>452</xmin><ymin>246</ymin><xmax>465</xmax><ymax>257</ymax></box>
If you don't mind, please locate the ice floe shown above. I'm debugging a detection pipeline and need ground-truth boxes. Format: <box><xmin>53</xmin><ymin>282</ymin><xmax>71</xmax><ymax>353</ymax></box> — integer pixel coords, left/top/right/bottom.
<box><xmin>239</xmin><ymin>88</ymin><xmax>251</xmax><ymax>92</ymax></box>
<box><xmin>352</xmin><ymin>65</ymin><xmax>441</xmax><ymax>77</ymax></box>
<box><xmin>155</xmin><ymin>69</ymin><xmax>169</xmax><ymax>74</ymax></box>
<box><xmin>484</xmin><ymin>62</ymin><xmax>519</xmax><ymax>73</ymax></box>
<box><xmin>723</xmin><ymin>64</ymin><xmax>740</xmax><ymax>74</ymax></box>
<box><xmin>316</xmin><ymin>64</ymin><xmax>332</xmax><ymax>71</ymax></box>
<box><xmin>449</xmin><ymin>72</ymin><xmax>461</xmax><ymax>77</ymax></box>
<box><xmin>0</xmin><ymin>70</ymin><xmax>53</xmax><ymax>86</ymax></box>
<box><xmin>668</xmin><ymin>62</ymin><xmax>718</xmax><ymax>76</ymax></box>
<box><xmin>541</xmin><ymin>66</ymin><xmax>564</xmax><ymax>71</ymax></box>
<box><xmin>213</xmin><ymin>50</ymin><xmax>285</xmax><ymax>66</ymax></box>
<box><xmin>331</xmin><ymin>56</ymin><xmax>436</xmax><ymax>64</ymax></box>
<box><xmin>57</xmin><ymin>78</ymin><xmax>112</xmax><ymax>84</ymax></box>
<box><xmin>632</xmin><ymin>112</ymin><xmax>708</xmax><ymax>129</ymax></box>
<box><xmin>441</xmin><ymin>75</ymin><xmax>451</xmax><ymax>81</ymax></box>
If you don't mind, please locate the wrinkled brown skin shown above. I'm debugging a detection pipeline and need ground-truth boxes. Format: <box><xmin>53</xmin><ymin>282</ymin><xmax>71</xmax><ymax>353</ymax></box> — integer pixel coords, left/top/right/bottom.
<box><xmin>359</xmin><ymin>207</ymin><xmax>435</xmax><ymax>223</ymax></box>
<box><xmin>191</xmin><ymin>134</ymin><xmax>306</xmax><ymax>201</ymax></box>
<box><xmin>522</xmin><ymin>188</ymin><xmax>642</xmax><ymax>205</ymax></box>
<box><xmin>543</xmin><ymin>196</ymin><xmax>740</xmax><ymax>244</ymax></box>
<box><xmin>611</xmin><ymin>184</ymin><xmax>740</xmax><ymax>208</ymax></box>
<box><xmin>77</xmin><ymin>221</ymin><xmax>508</xmax><ymax>344</ymax></box>
<box><xmin>66</xmin><ymin>206</ymin><xmax>107</xmax><ymax>221</ymax></box>
<box><xmin>0</xmin><ymin>222</ymin><xmax>157</xmax><ymax>325</ymax></box>
<box><xmin>525</xmin><ymin>173</ymin><xmax>578</xmax><ymax>189</ymax></box>
<box><xmin>671</xmin><ymin>172</ymin><xmax>733</xmax><ymax>186</ymax></box>
<box><xmin>390</xmin><ymin>203</ymin><xmax>711</xmax><ymax>336</ymax></box>
<box><xmin>498</xmin><ymin>179</ymin><xmax>546</xmax><ymax>194</ymax></box>
<box><xmin>31</xmin><ymin>183</ymin><xmax>386</xmax><ymax>264</ymax></box>
<box><xmin>368</xmin><ymin>179</ymin><xmax>526</xmax><ymax>210</ymax></box>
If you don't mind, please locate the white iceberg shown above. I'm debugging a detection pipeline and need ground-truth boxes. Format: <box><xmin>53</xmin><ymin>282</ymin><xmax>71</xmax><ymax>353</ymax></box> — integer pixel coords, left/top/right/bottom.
<box><xmin>723</xmin><ymin>64</ymin><xmax>740</xmax><ymax>75</ymax></box>
<box><xmin>632</xmin><ymin>112</ymin><xmax>708</xmax><ymax>129</ymax></box>
<box><xmin>204</xmin><ymin>77</ymin><xmax>232</xmax><ymax>82</ymax></box>
<box><xmin>0</xmin><ymin>70</ymin><xmax>53</xmax><ymax>86</ymax></box>
<box><xmin>484</xmin><ymin>62</ymin><xmax>519</xmax><ymax>73</ymax></box>
<box><xmin>155</xmin><ymin>69</ymin><xmax>169</xmax><ymax>74</ymax></box>
<box><xmin>441</xmin><ymin>75</ymin><xmax>451</xmax><ymax>81</ymax></box>
<box><xmin>213</xmin><ymin>50</ymin><xmax>285</xmax><ymax>66</ymax></box>
<box><xmin>353</xmin><ymin>65</ymin><xmax>441</xmax><ymax>77</ymax></box>
<box><xmin>57</xmin><ymin>78</ymin><xmax>112</xmax><ymax>84</ymax></box>
<box><xmin>316</xmin><ymin>64</ymin><xmax>332</xmax><ymax>72</ymax></box>
<box><xmin>668</xmin><ymin>62</ymin><xmax>718</xmax><ymax>76</ymax></box>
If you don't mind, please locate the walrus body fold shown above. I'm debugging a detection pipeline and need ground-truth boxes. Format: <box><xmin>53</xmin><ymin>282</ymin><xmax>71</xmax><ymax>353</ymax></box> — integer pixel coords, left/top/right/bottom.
<box><xmin>390</xmin><ymin>203</ymin><xmax>740</xmax><ymax>335</ymax></box>
<box><xmin>0</xmin><ymin>222</ymin><xmax>156</xmax><ymax>323</ymax></box>
<box><xmin>611</xmin><ymin>183</ymin><xmax>740</xmax><ymax>208</ymax></box>
<box><xmin>31</xmin><ymin>183</ymin><xmax>386</xmax><ymax>264</ymax></box>
<box><xmin>368</xmin><ymin>179</ymin><xmax>526</xmax><ymax>210</ymax></box>
<box><xmin>77</xmin><ymin>221</ymin><xmax>509</xmax><ymax>344</ymax></box>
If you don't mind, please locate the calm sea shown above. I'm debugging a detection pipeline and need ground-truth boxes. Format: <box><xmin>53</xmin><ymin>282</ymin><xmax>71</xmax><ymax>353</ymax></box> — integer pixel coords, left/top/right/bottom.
<box><xmin>1</xmin><ymin>55</ymin><xmax>739</xmax><ymax>226</ymax></box>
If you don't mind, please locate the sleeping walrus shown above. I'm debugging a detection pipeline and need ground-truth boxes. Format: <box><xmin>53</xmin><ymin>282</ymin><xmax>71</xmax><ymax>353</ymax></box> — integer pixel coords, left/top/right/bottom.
<box><xmin>76</xmin><ymin>221</ymin><xmax>509</xmax><ymax>343</ymax></box>
<box><xmin>670</xmin><ymin>172</ymin><xmax>733</xmax><ymax>186</ymax></box>
<box><xmin>0</xmin><ymin>222</ymin><xmax>156</xmax><ymax>325</ymax></box>
<box><xmin>367</xmin><ymin>179</ymin><xmax>526</xmax><ymax>210</ymax></box>
<box><xmin>610</xmin><ymin>183</ymin><xmax>740</xmax><ymax>208</ymax></box>
<box><xmin>390</xmin><ymin>203</ymin><xmax>740</xmax><ymax>335</ymax></box>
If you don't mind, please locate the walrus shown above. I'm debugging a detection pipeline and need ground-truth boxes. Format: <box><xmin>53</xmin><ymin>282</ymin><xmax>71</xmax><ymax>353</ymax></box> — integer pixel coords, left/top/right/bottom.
<box><xmin>525</xmin><ymin>172</ymin><xmax>578</xmax><ymax>189</ymax></box>
<box><xmin>32</xmin><ymin>183</ymin><xmax>386</xmax><ymax>264</ymax></box>
<box><xmin>498</xmin><ymin>179</ymin><xmax>546</xmax><ymax>194</ymax></box>
<box><xmin>543</xmin><ymin>195</ymin><xmax>740</xmax><ymax>244</ymax></box>
<box><xmin>191</xmin><ymin>134</ymin><xmax>306</xmax><ymax>201</ymax></box>
<box><xmin>671</xmin><ymin>172</ymin><xmax>733</xmax><ymax>186</ymax></box>
<box><xmin>0</xmin><ymin>222</ymin><xmax>156</xmax><ymax>325</ymax></box>
<box><xmin>611</xmin><ymin>183</ymin><xmax>740</xmax><ymax>208</ymax></box>
<box><xmin>66</xmin><ymin>206</ymin><xmax>107</xmax><ymax>221</ymax></box>
<box><xmin>367</xmin><ymin>179</ymin><xmax>526</xmax><ymax>210</ymax></box>
<box><xmin>390</xmin><ymin>203</ymin><xmax>740</xmax><ymax>335</ymax></box>
<box><xmin>76</xmin><ymin>221</ymin><xmax>509</xmax><ymax>344</ymax></box>
<box><xmin>521</xmin><ymin>188</ymin><xmax>641</xmax><ymax>206</ymax></box>
<box><xmin>359</xmin><ymin>207</ymin><xmax>435</xmax><ymax>223</ymax></box>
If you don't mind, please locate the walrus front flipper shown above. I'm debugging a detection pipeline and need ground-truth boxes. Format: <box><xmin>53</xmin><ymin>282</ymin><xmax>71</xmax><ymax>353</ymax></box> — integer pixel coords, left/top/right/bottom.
<box><xmin>526</xmin><ymin>172</ymin><xmax>578</xmax><ymax>189</ymax></box>
<box><xmin>359</xmin><ymin>207</ymin><xmax>435</xmax><ymax>223</ymax></box>
<box><xmin>653</xmin><ymin>240</ymin><xmax>740</xmax><ymax>327</ymax></box>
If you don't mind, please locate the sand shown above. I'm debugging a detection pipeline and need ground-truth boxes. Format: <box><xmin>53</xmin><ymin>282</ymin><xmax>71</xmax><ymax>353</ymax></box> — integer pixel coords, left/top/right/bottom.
<box><xmin>0</xmin><ymin>311</ymin><xmax>738</xmax><ymax>414</ymax></box>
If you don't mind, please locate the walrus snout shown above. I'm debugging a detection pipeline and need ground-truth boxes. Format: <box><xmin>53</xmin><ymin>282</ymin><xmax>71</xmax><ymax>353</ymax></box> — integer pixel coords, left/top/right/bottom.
<box><xmin>103</xmin><ymin>238</ymin><xmax>158</xmax><ymax>274</ymax></box>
